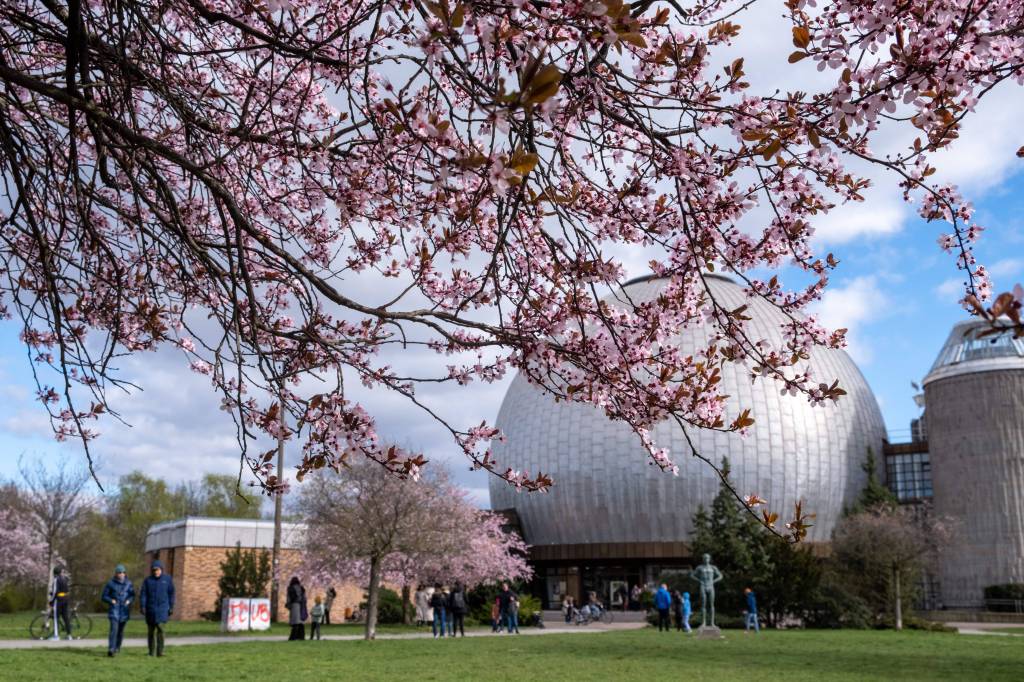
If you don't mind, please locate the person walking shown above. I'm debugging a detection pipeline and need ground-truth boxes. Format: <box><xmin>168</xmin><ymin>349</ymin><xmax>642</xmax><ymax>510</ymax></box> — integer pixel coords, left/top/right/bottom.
<box><xmin>285</xmin><ymin>576</ymin><xmax>307</xmax><ymax>641</ymax></box>
<box><xmin>507</xmin><ymin>595</ymin><xmax>521</xmax><ymax>634</ymax></box>
<box><xmin>654</xmin><ymin>583</ymin><xmax>672</xmax><ymax>632</ymax></box>
<box><xmin>681</xmin><ymin>592</ymin><xmax>692</xmax><ymax>633</ymax></box>
<box><xmin>744</xmin><ymin>588</ymin><xmax>760</xmax><ymax>634</ymax></box>
<box><xmin>448</xmin><ymin>583</ymin><xmax>468</xmax><ymax>637</ymax></box>
<box><xmin>310</xmin><ymin>596</ymin><xmax>325</xmax><ymax>640</ymax></box>
<box><xmin>324</xmin><ymin>587</ymin><xmax>336</xmax><ymax>626</ymax></box>
<box><xmin>101</xmin><ymin>564</ymin><xmax>134</xmax><ymax>657</ymax></box>
<box><xmin>139</xmin><ymin>559</ymin><xmax>175</xmax><ymax>657</ymax></box>
<box><xmin>562</xmin><ymin>596</ymin><xmax>574</xmax><ymax>624</ymax></box>
<box><xmin>630</xmin><ymin>584</ymin><xmax>642</xmax><ymax>611</ymax></box>
<box><xmin>429</xmin><ymin>582</ymin><xmax>447</xmax><ymax>638</ymax></box>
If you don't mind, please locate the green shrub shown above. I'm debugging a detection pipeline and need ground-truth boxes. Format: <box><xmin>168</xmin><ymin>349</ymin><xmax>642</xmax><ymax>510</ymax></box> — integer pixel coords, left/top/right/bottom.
<box><xmin>984</xmin><ymin>584</ymin><xmax>1024</xmax><ymax>611</ymax></box>
<box><xmin>0</xmin><ymin>583</ymin><xmax>35</xmax><ymax>613</ymax></box>
<box><xmin>360</xmin><ymin>587</ymin><xmax>404</xmax><ymax>624</ymax></box>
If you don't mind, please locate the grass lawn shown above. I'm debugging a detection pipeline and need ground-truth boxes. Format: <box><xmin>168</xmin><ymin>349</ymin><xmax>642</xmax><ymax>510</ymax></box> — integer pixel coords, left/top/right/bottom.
<box><xmin>1</xmin><ymin>628</ymin><xmax>1022</xmax><ymax>681</ymax></box>
<box><xmin>0</xmin><ymin>610</ymin><xmax>437</xmax><ymax>640</ymax></box>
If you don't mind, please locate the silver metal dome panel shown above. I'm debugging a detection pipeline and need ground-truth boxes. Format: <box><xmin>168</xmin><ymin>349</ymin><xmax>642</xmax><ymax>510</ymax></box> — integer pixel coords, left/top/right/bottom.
<box><xmin>489</xmin><ymin>275</ymin><xmax>886</xmax><ymax>546</ymax></box>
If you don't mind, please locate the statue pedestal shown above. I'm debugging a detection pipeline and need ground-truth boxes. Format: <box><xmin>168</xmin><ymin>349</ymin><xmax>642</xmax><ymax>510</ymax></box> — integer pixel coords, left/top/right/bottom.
<box><xmin>695</xmin><ymin>625</ymin><xmax>723</xmax><ymax>640</ymax></box>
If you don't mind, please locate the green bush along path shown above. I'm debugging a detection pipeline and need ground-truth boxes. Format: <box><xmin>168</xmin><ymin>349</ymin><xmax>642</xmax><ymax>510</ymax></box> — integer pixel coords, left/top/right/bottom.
<box><xmin>1</xmin><ymin>629</ymin><xmax>1022</xmax><ymax>681</ymax></box>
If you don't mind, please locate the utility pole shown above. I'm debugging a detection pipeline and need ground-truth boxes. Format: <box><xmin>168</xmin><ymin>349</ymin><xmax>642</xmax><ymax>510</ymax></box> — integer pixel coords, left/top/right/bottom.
<box><xmin>270</xmin><ymin>400</ymin><xmax>285</xmax><ymax>622</ymax></box>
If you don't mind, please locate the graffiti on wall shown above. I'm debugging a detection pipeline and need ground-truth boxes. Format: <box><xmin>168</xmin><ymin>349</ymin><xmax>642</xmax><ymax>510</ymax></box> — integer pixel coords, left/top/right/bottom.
<box><xmin>221</xmin><ymin>598</ymin><xmax>271</xmax><ymax>632</ymax></box>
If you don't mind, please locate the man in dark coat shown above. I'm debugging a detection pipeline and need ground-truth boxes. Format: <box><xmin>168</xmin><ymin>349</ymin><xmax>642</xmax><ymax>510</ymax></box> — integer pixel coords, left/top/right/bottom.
<box><xmin>139</xmin><ymin>559</ymin><xmax>175</xmax><ymax>656</ymax></box>
<box><xmin>448</xmin><ymin>583</ymin><xmax>468</xmax><ymax>637</ymax></box>
<box><xmin>497</xmin><ymin>582</ymin><xmax>517</xmax><ymax>634</ymax></box>
<box><xmin>101</xmin><ymin>564</ymin><xmax>135</xmax><ymax>656</ymax></box>
<box><xmin>49</xmin><ymin>566</ymin><xmax>72</xmax><ymax>639</ymax></box>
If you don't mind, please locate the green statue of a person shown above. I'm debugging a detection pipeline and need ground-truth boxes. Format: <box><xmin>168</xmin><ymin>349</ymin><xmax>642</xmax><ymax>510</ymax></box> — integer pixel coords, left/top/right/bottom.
<box><xmin>690</xmin><ymin>553</ymin><xmax>724</xmax><ymax>628</ymax></box>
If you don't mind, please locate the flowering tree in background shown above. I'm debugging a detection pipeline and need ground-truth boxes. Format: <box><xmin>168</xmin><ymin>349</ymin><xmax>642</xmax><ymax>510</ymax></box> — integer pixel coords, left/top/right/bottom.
<box><xmin>1</xmin><ymin>1</ymin><xmax>1021</xmax><ymax>535</ymax></box>
<box><xmin>298</xmin><ymin>460</ymin><xmax>529</xmax><ymax>639</ymax></box>
<box><xmin>0</xmin><ymin>508</ymin><xmax>48</xmax><ymax>586</ymax></box>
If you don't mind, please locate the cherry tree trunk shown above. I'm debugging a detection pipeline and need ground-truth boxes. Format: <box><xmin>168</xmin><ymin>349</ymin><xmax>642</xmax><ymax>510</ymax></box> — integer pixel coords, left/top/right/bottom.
<box><xmin>365</xmin><ymin>556</ymin><xmax>381</xmax><ymax>641</ymax></box>
<box><xmin>401</xmin><ymin>584</ymin><xmax>412</xmax><ymax>625</ymax></box>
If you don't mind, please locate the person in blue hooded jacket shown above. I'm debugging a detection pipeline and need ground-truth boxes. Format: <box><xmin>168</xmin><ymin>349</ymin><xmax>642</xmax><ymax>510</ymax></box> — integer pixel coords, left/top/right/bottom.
<box><xmin>681</xmin><ymin>592</ymin><xmax>692</xmax><ymax>633</ymax></box>
<box><xmin>139</xmin><ymin>559</ymin><xmax>175</xmax><ymax>656</ymax></box>
<box><xmin>744</xmin><ymin>587</ymin><xmax>760</xmax><ymax>633</ymax></box>
<box><xmin>101</xmin><ymin>564</ymin><xmax>135</xmax><ymax>657</ymax></box>
<box><xmin>654</xmin><ymin>583</ymin><xmax>672</xmax><ymax>632</ymax></box>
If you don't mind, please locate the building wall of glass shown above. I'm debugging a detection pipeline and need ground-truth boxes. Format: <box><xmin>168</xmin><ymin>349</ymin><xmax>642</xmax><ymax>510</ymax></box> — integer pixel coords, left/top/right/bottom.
<box><xmin>885</xmin><ymin>451</ymin><xmax>933</xmax><ymax>502</ymax></box>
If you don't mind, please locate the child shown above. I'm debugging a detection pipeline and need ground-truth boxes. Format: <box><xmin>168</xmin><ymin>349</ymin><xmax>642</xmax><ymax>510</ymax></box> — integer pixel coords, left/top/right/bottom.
<box><xmin>311</xmin><ymin>595</ymin><xmax>325</xmax><ymax>640</ymax></box>
<box><xmin>491</xmin><ymin>598</ymin><xmax>501</xmax><ymax>633</ymax></box>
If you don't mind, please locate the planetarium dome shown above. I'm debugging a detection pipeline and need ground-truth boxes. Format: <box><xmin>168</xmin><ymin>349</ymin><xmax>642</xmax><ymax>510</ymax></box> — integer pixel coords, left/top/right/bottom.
<box><xmin>489</xmin><ymin>274</ymin><xmax>886</xmax><ymax>547</ymax></box>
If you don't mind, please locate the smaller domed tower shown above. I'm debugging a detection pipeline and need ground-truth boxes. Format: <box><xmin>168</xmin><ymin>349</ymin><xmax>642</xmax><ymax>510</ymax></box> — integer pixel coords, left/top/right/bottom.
<box><xmin>924</xmin><ymin>321</ymin><xmax>1024</xmax><ymax>607</ymax></box>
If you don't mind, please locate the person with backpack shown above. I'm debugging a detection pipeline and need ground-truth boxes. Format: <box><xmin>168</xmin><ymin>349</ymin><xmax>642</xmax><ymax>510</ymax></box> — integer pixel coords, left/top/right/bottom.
<box><xmin>448</xmin><ymin>583</ymin><xmax>468</xmax><ymax>637</ymax></box>
<box><xmin>429</xmin><ymin>582</ymin><xmax>447</xmax><ymax>638</ymax></box>
<box><xmin>101</xmin><ymin>564</ymin><xmax>134</xmax><ymax>656</ymax></box>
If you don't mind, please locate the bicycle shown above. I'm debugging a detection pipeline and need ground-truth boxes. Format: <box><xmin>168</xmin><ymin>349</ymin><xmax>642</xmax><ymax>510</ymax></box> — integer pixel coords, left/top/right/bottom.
<box><xmin>29</xmin><ymin>601</ymin><xmax>93</xmax><ymax>640</ymax></box>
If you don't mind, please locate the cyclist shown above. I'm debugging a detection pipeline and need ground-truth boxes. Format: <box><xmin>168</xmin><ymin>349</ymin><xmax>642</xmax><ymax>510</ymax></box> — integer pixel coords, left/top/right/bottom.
<box><xmin>49</xmin><ymin>566</ymin><xmax>72</xmax><ymax>640</ymax></box>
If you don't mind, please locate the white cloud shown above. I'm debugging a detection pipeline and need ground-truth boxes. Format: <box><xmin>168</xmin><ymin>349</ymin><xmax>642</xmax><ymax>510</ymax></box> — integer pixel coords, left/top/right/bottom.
<box><xmin>989</xmin><ymin>258</ymin><xmax>1023</xmax><ymax>277</ymax></box>
<box><xmin>935</xmin><ymin>277</ymin><xmax>966</xmax><ymax>301</ymax></box>
<box><xmin>811</xmin><ymin>190</ymin><xmax>908</xmax><ymax>245</ymax></box>
<box><xmin>809</xmin><ymin>277</ymin><xmax>889</xmax><ymax>364</ymax></box>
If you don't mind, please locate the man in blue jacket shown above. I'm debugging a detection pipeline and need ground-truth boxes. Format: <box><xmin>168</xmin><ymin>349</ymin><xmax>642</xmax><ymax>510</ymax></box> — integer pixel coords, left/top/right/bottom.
<box><xmin>139</xmin><ymin>559</ymin><xmax>175</xmax><ymax>656</ymax></box>
<box><xmin>744</xmin><ymin>587</ymin><xmax>760</xmax><ymax>633</ymax></box>
<box><xmin>654</xmin><ymin>583</ymin><xmax>672</xmax><ymax>632</ymax></box>
<box><xmin>101</xmin><ymin>564</ymin><xmax>135</xmax><ymax>657</ymax></box>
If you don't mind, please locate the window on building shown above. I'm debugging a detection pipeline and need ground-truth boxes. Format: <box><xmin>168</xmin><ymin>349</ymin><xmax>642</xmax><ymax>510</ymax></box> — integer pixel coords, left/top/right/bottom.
<box><xmin>885</xmin><ymin>452</ymin><xmax>933</xmax><ymax>502</ymax></box>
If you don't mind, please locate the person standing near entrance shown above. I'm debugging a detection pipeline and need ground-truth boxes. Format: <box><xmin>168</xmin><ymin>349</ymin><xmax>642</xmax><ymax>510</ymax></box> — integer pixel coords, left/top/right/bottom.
<box><xmin>744</xmin><ymin>588</ymin><xmax>760</xmax><ymax>633</ymax></box>
<box><xmin>139</xmin><ymin>559</ymin><xmax>175</xmax><ymax>657</ymax></box>
<box><xmin>101</xmin><ymin>564</ymin><xmax>134</xmax><ymax>656</ymax></box>
<box><xmin>654</xmin><ymin>583</ymin><xmax>672</xmax><ymax>632</ymax></box>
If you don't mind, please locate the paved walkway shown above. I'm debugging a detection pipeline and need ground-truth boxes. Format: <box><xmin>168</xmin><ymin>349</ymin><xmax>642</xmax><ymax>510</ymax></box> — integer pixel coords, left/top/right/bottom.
<box><xmin>0</xmin><ymin>622</ymin><xmax>645</xmax><ymax>650</ymax></box>
<box><xmin>951</xmin><ymin>622</ymin><xmax>1024</xmax><ymax>636</ymax></box>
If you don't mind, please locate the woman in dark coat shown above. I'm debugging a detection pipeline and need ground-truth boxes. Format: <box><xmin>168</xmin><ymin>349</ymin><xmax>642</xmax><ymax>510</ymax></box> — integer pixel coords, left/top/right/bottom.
<box><xmin>285</xmin><ymin>576</ymin><xmax>307</xmax><ymax>641</ymax></box>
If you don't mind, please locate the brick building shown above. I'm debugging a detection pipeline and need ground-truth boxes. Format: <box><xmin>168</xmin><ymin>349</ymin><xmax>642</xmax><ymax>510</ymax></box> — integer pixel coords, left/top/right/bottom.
<box><xmin>144</xmin><ymin>517</ymin><xmax>363</xmax><ymax>622</ymax></box>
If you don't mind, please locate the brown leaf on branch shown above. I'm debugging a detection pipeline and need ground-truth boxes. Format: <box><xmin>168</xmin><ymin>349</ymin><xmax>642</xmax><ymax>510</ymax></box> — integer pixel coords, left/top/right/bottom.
<box><xmin>792</xmin><ymin>26</ymin><xmax>811</xmax><ymax>49</ymax></box>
